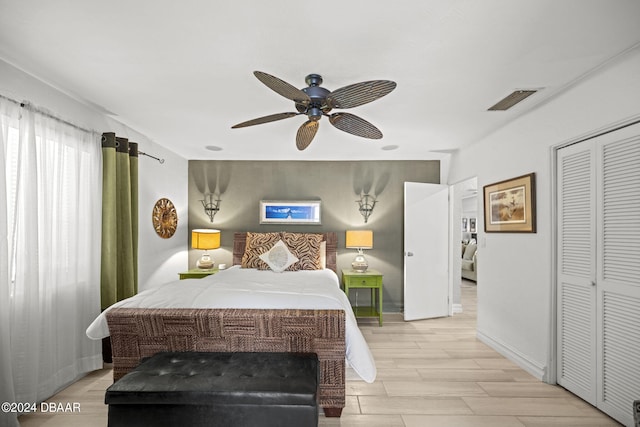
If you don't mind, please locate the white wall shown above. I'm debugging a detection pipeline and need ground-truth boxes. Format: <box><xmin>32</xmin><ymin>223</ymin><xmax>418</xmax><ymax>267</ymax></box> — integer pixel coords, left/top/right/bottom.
<box><xmin>447</xmin><ymin>46</ymin><xmax>640</xmax><ymax>380</ymax></box>
<box><xmin>137</xmin><ymin>142</ymin><xmax>189</xmax><ymax>291</ymax></box>
<box><xmin>0</xmin><ymin>59</ymin><xmax>189</xmax><ymax>293</ymax></box>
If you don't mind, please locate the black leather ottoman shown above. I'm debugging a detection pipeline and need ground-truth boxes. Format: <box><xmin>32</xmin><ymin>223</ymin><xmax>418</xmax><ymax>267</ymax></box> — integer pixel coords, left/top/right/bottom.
<box><xmin>105</xmin><ymin>352</ymin><xmax>319</xmax><ymax>427</ymax></box>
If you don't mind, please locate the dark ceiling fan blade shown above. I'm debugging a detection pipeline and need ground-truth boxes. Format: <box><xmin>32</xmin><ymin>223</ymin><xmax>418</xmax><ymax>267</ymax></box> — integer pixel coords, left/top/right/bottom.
<box><xmin>329</xmin><ymin>112</ymin><xmax>383</xmax><ymax>139</ymax></box>
<box><xmin>231</xmin><ymin>112</ymin><xmax>299</xmax><ymax>129</ymax></box>
<box><xmin>326</xmin><ymin>80</ymin><xmax>396</xmax><ymax>109</ymax></box>
<box><xmin>296</xmin><ymin>120</ymin><xmax>319</xmax><ymax>150</ymax></box>
<box><xmin>254</xmin><ymin>71</ymin><xmax>311</xmax><ymax>105</ymax></box>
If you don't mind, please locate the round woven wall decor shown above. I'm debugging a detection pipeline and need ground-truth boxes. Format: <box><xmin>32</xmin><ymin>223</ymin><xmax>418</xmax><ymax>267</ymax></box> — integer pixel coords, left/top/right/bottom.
<box><xmin>152</xmin><ymin>198</ymin><xmax>178</xmax><ymax>238</ymax></box>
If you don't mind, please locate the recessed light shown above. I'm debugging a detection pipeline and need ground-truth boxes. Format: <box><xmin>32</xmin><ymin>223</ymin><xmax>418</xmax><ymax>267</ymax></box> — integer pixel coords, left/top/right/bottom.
<box><xmin>205</xmin><ymin>145</ymin><xmax>223</xmax><ymax>151</ymax></box>
<box><xmin>381</xmin><ymin>145</ymin><xmax>399</xmax><ymax>151</ymax></box>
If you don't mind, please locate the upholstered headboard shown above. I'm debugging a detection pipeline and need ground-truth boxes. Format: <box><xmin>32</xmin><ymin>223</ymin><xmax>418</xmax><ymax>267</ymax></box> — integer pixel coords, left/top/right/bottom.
<box><xmin>233</xmin><ymin>232</ymin><xmax>338</xmax><ymax>273</ymax></box>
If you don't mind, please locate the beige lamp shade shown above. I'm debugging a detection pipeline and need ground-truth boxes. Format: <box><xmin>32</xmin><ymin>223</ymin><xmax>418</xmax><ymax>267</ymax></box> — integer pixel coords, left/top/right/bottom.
<box><xmin>192</xmin><ymin>229</ymin><xmax>221</xmax><ymax>250</ymax></box>
<box><xmin>345</xmin><ymin>230</ymin><xmax>373</xmax><ymax>249</ymax></box>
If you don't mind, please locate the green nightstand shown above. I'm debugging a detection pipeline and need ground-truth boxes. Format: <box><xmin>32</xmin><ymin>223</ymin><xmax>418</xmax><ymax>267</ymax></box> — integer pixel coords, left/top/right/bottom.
<box><xmin>341</xmin><ymin>269</ymin><xmax>383</xmax><ymax>326</ymax></box>
<box><xmin>178</xmin><ymin>268</ymin><xmax>218</xmax><ymax>280</ymax></box>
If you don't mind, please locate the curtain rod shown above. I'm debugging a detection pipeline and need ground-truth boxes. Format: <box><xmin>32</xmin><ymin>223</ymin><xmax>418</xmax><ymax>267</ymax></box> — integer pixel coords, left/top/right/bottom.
<box><xmin>1</xmin><ymin>93</ymin><xmax>95</xmax><ymax>134</ymax></box>
<box><xmin>138</xmin><ymin>151</ymin><xmax>165</xmax><ymax>164</ymax></box>
<box><xmin>1</xmin><ymin>92</ymin><xmax>165</xmax><ymax>165</ymax></box>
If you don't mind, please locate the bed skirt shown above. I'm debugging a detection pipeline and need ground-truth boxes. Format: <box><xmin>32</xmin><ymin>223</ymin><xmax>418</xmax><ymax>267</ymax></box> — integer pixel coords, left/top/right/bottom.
<box><xmin>105</xmin><ymin>307</ymin><xmax>346</xmax><ymax>417</ymax></box>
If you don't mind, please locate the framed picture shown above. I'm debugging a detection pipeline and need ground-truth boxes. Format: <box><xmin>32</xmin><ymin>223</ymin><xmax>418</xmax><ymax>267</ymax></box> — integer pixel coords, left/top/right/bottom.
<box><xmin>462</xmin><ymin>217</ymin><xmax>468</xmax><ymax>232</ymax></box>
<box><xmin>259</xmin><ymin>200</ymin><xmax>321</xmax><ymax>225</ymax></box>
<box><xmin>483</xmin><ymin>173</ymin><xmax>536</xmax><ymax>233</ymax></box>
<box><xmin>469</xmin><ymin>218</ymin><xmax>477</xmax><ymax>233</ymax></box>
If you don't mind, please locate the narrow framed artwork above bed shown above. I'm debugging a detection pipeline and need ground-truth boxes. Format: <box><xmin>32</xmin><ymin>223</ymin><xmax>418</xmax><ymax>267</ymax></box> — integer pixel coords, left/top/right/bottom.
<box><xmin>258</xmin><ymin>200</ymin><xmax>322</xmax><ymax>225</ymax></box>
<box><xmin>87</xmin><ymin>231</ymin><xmax>373</xmax><ymax>418</ymax></box>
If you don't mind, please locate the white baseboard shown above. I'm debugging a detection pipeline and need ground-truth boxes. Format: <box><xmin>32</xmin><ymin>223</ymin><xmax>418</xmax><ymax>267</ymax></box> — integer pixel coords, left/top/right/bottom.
<box><xmin>452</xmin><ymin>303</ymin><xmax>463</xmax><ymax>314</ymax></box>
<box><xmin>476</xmin><ymin>329</ymin><xmax>547</xmax><ymax>381</ymax></box>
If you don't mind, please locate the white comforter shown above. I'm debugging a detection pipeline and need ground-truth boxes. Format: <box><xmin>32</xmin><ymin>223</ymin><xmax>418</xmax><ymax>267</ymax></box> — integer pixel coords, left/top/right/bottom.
<box><xmin>86</xmin><ymin>266</ymin><xmax>376</xmax><ymax>382</ymax></box>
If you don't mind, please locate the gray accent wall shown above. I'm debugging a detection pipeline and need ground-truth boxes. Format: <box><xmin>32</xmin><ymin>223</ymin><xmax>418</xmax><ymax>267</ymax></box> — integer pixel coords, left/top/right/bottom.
<box><xmin>188</xmin><ymin>160</ymin><xmax>439</xmax><ymax>313</ymax></box>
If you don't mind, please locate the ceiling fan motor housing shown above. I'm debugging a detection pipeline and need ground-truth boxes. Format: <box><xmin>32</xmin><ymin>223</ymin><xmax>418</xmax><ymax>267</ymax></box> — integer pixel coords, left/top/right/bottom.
<box><xmin>300</xmin><ymin>75</ymin><xmax>331</xmax><ymax>120</ymax></box>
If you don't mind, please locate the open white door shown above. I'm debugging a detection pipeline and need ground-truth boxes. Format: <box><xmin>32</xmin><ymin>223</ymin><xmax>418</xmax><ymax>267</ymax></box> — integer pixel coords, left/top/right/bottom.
<box><xmin>404</xmin><ymin>182</ymin><xmax>450</xmax><ymax>321</ymax></box>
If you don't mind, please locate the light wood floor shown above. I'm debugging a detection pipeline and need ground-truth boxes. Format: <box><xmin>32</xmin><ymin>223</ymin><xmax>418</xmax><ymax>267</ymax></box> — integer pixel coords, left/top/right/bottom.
<box><xmin>19</xmin><ymin>281</ymin><xmax>620</xmax><ymax>426</ymax></box>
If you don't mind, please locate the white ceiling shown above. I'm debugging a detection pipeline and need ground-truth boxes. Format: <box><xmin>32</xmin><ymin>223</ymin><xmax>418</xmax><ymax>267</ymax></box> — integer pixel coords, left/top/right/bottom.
<box><xmin>1</xmin><ymin>1</ymin><xmax>639</xmax><ymax>160</ymax></box>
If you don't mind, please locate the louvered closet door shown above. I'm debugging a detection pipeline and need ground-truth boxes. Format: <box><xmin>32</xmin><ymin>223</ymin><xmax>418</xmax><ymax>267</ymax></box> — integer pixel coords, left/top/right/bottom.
<box><xmin>557</xmin><ymin>140</ymin><xmax>597</xmax><ymax>405</ymax></box>
<box><xmin>558</xmin><ymin>123</ymin><xmax>640</xmax><ymax>427</ymax></box>
<box><xmin>595</xmin><ymin>126</ymin><xmax>640</xmax><ymax>425</ymax></box>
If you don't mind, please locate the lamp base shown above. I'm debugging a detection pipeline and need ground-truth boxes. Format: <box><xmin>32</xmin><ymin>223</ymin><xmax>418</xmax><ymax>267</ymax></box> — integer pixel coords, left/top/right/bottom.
<box><xmin>197</xmin><ymin>253</ymin><xmax>214</xmax><ymax>269</ymax></box>
<box><xmin>351</xmin><ymin>253</ymin><xmax>368</xmax><ymax>273</ymax></box>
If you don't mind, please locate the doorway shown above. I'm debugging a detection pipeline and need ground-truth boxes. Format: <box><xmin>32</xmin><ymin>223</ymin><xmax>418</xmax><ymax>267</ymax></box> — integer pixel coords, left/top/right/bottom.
<box><xmin>453</xmin><ymin>177</ymin><xmax>478</xmax><ymax>314</ymax></box>
<box><xmin>401</xmin><ymin>177</ymin><xmax>478</xmax><ymax>321</ymax></box>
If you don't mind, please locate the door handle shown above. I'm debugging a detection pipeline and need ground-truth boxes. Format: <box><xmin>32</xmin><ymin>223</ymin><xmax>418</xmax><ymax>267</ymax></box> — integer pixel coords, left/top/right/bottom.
<box><xmin>406</xmin><ymin>252</ymin><xmax>414</xmax><ymax>257</ymax></box>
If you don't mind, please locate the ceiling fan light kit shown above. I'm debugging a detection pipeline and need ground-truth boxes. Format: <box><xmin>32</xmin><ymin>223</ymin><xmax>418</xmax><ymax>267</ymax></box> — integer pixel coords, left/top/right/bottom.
<box><xmin>231</xmin><ymin>71</ymin><xmax>396</xmax><ymax>150</ymax></box>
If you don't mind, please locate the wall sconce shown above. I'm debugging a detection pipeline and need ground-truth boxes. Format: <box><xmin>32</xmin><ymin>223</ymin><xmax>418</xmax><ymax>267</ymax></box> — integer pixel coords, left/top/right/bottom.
<box><xmin>345</xmin><ymin>230</ymin><xmax>373</xmax><ymax>272</ymax></box>
<box><xmin>200</xmin><ymin>194</ymin><xmax>221</xmax><ymax>222</ymax></box>
<box><xmin>356</xmin><ymin>194</ymin><xmax>377</xmax><ymax>223</ymax></box>
<box><xmin>192</xmin><ymin>229</ymin><xmax>221</xmax><ymax>269</ymax></box>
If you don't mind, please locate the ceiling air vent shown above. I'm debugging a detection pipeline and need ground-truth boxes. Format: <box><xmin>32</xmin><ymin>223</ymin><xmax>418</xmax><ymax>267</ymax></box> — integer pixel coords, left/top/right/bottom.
<box><xmin>488</xmin><ymin>89</ymin><xmax>537</xmax><ymax>111</ymax></box>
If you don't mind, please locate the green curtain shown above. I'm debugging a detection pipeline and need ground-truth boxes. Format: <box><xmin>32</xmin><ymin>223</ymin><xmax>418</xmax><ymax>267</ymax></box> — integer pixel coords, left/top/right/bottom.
<box><xmin>101</xmin><ymin>132</ymin><xmax>138</xmax><ymax>310</ymax></box>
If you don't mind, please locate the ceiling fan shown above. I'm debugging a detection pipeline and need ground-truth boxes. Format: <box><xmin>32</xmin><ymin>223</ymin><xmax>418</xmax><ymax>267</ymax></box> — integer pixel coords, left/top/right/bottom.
<box><xmin>231</xmin><ymin>71</ymin><xmax>397</xmax><ymax>150</ymax></box>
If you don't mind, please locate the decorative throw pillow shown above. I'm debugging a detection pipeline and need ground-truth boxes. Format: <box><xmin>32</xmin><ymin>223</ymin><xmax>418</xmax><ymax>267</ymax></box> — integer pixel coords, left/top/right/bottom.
<box><xmin>259</xmin><ymin>240</ymin><xmax>299</xmax><ymax>273</ymax></box>
<box><xmin>241</xmin><ymin>232</ymin><xmax>282</xmax><ymax>269</ymax></box>
<box><xmin>280</xmin><ymin>232</ymin><xmax>323</xmax><ymax>271</ymax></box>
<box><xmin>463</xmin><ymin>243</ymin><xmax>477</xmax><ymax>260</ymax></box>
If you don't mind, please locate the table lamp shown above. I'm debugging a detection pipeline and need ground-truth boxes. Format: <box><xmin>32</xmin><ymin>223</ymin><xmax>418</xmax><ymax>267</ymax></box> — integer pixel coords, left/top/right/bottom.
<box><xmin>192</xmin><ymin>229</ymin><xmax>221</xmax><ymax>269</ymax></box>
<box><xmin>345</xmin><ymin>230</ymin><xmax>373</xmax><ymax>272</ymax></box>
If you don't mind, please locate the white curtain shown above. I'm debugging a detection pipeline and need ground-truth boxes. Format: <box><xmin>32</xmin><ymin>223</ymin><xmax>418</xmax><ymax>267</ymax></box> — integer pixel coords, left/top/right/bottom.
<box><xmin>0</xmin><ymin>99</ymin><xmax>102</xmax><ymax>427</ymax></box>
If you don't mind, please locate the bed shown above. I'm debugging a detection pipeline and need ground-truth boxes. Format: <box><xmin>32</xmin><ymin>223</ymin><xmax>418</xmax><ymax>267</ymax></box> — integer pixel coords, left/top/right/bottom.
<box><xmin>86</xmin><ymin>231</ymin><xmax>376</xmax><ymax>417</ymax></box>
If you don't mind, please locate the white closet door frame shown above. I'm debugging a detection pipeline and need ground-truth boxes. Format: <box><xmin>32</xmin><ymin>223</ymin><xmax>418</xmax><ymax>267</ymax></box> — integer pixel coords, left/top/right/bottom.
<box><xmin>553</xmin><ymin>119</ymin><xmax>640</xmax><ymax>427</ymax></box>
<box><xmin>550</xmin><ymin>117</ymin><xmax>640</xmax><ymax>383</ymax></box>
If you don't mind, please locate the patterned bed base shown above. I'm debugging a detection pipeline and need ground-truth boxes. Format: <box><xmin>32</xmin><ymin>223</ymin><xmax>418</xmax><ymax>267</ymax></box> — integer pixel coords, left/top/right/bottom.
<box><xmin>105</xmin><ymin>307</ymin><xmax>346</xmax><ymax>417</ymax></box>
